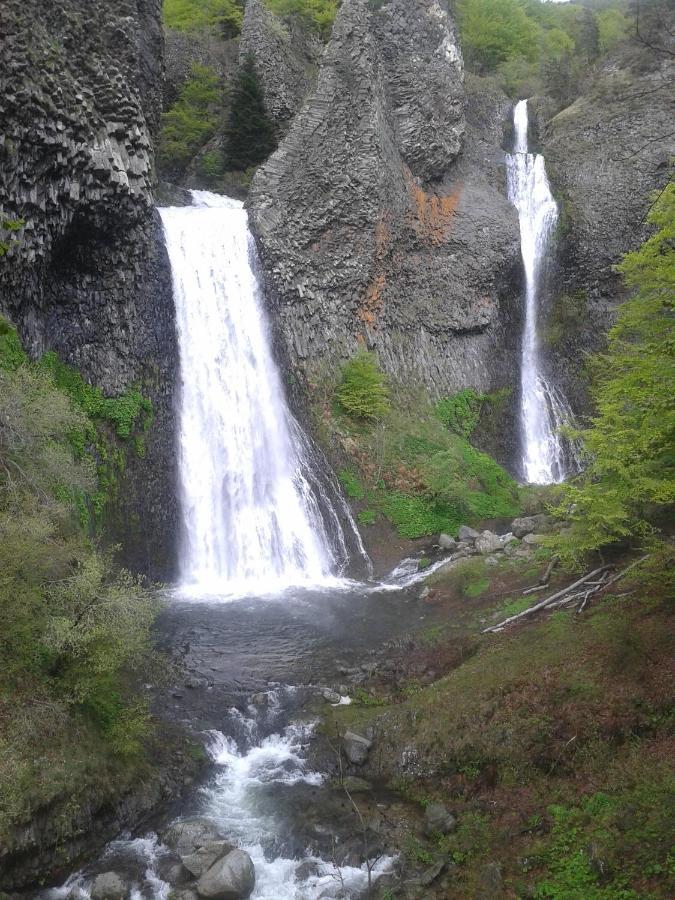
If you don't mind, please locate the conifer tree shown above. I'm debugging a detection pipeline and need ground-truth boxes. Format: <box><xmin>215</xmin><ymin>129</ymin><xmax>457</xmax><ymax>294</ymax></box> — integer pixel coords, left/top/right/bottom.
<box><xmin>224</xmin><ymin>52</ymin><xmax>277</xmax><ymax>171</ymax></box>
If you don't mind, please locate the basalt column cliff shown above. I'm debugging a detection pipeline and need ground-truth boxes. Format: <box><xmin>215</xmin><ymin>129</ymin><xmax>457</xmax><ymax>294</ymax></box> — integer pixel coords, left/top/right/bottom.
<box><xmin>0</xmin><ymin>0</ymin><xmax>177</xmax><ymax>576</ymax></box>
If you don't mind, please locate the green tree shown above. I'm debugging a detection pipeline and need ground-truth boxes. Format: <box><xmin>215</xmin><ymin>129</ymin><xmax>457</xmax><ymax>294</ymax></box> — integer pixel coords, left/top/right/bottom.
<box><xmin>550</xmin><ymin>182</ymin><xmax>675</xmax><ymax>565</ymax></box>
<box><xmin>456</xmin><ymin>0</ymin><xmax>541</xmax><ymax>72</ymax></box>
<box><xmin>336</xmin><ymin>350</ymin><xmax>390</xmax><ymax>421</ymax></box>
<box><xmin>224</xmin><ymin>52</ymin><xmax>277</xmax><ymax>171</ymax></box>
<box><xmin>158</xmin><ymin>63</ymin><xmax>223</xmax><ymax>176</ymax></box>
<box><xmin>163</xmin><ymin>0</ymin><xmax>243</xmax><ymax>37</ymax></box>
<box><xmin>264</xmin><ymin>0</ymin><xmax>339</xmax><ymax>36</ymax></box>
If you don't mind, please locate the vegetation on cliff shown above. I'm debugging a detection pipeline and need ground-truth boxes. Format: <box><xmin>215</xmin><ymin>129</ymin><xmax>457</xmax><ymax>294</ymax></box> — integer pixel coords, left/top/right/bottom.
<box><xmin>264</xmin><ymin>0</ymin><xmax>339</xmax><ymax>35</ymax></box>
<box><xmin>320</xmin><ymin>353</ymin><xmax>520</xmax><ymax>540</ymax></box>
<box><xmin>457</xmin><ymin>0</ymin><xmax>632</xmax><ymax>104</ymax></box>
<box><xmin>549</xmin><ymin>182</ymin><xmax>675</xmax><ymax>566</ymax></box>
<box><xmin>0</xmin><ymin>320</ymin><xmax>163</xmax><ymax>845</ymax></box>
<box><xmin>163</xmin><ymin>0</ymin><xmax>243</xmax><ymax>36</ymax></box>
<box><xmin>224</xmin><ymin>51</ymin><xmax>278</xmax><ymax>170</ymax></box>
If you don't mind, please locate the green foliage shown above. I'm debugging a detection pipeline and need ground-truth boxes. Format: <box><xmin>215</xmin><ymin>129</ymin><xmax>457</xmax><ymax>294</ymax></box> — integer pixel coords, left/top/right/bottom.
<box><xmin>380</xmin><ymin>491</ymin><xmax>461</xmax><ymax>539</ymax></box>
<box><xmin>339</xmin><ymin>468</ymin><xmax>365</xmax><ymax>500</ymax></box>
<box><xmin>38</xmin><ymin>352</ymin><xmax>152</xmax><ymax>441</ymax></box>
<box><xmin>224</xmin><ymin>52</ymin><xmax>277</xmax><ymax>171</ymax></box>
<box><xmin>597</xmin><ymin>7</ymin><xmax>631</xmax><ymax>53</ymax></box>
<box><xmin>457</xmin><ymin>0</ymin><xmax>540</xmax><ymax>72</ymax></box>
<box><xmin>335</xmin><ymin>350</ymin><xmax>390</xmax><ymax>421</ymax></box>
<box><xmin>0</xmin><ymin>336</ymin><xmax>159</xmax><ymax>777</ymax></box>
<box><xmin>264</xmin><ymin>0</ymin><xmax>339</xmax><ymax>35</ymax></box>
<box><xmin>435</xmin><ymin>389</ymin><xmax>486</xmax><ymax>438</ymax></box>
<box><xmin>158</xmin><ymin>63</ymin><xmax>223</xmax><ymax>175</ymax></box>
<box><xmin>0</xmin><ymin>218</ymin><xmax>24</xmax><ymax>257</ymax></box>
<box><xmin>163</xmin><ymin>0</ymin><xmax>243</xmax><ymax>36</ymax></box>
<box><xmin>357</xmin><ymin>508</ymin><xmax>377</xmax><ymax>526</ymax></box>
<box><xmin>548</xmin><ymin>183</ymin><xmax>675</xmax><ymax>566</ymax></box>
<box><xmin>0</xmin><ymin>318</ymin><xmax>28</xmax><ymax>371</ymax></box>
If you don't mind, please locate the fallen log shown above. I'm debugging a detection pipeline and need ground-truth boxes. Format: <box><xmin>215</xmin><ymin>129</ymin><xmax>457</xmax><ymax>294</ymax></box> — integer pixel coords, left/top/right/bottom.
<box><xmin>482</xmin><ymin>565</ymin><xmax>612</xmax><ymax>633</ymax></box>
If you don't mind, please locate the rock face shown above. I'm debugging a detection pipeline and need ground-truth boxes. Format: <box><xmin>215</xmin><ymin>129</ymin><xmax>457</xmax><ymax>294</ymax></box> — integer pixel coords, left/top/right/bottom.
<box><xmin>343</xmin><ymin>730</ymin><xmax>372</xmax><ymax>766</ymax></box>
<box><xmin>239</xmin><ymin>0</ymin><xmax>322</xmax><ymax>138</ymax></box>
<box><xmin>0</xmin><ymin>0</ymin><xmax>178</xmax><ymax>576</ymax></box>
<box><xmin>249</xmin><ymin>0</ymin><xmax>523</xmax><ymax>461</ymax></box>
<box><xmin>539</xmin><ymin>39</ymin><xmax>674</xmax><ymax>412</ymax></box>
<box><xmin>197</xmin><ymin>849</ymin><xmax>256</xmax><ymax>899</ymax></box>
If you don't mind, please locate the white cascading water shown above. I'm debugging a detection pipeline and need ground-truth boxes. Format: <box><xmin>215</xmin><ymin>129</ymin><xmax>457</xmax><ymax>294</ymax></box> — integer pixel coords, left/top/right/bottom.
<box><xmin>159</xmin><ymin>191</ymin><xmax>358</xmax><ymax>596</ymax></box>
<box><xmin>507</xmin><ymin>99</ymin><xmax>575</xmax><ymax>484</ymax></box>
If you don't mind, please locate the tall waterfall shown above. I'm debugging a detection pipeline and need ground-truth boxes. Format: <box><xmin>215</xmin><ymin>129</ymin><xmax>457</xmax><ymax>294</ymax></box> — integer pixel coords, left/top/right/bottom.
<box><xmin>160</xmin><ymin>191</ymin><xmax>359</xmax><ymax>595</ymax></box>
<box><xmin>506</xmin><ymin>99</ymin><xmax>577</xmax><ymax>484</ymax></box>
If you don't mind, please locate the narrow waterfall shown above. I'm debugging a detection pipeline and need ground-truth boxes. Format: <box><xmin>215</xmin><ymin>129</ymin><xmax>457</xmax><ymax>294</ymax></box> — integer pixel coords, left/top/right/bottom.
<box><xmin>160</xmin><ymin>191</ymin><xmax>359</xmax><ymax>595</ymax></box>
<box><xmin>506</xmin><ymin>99</ymin><xmax>577</xmax><ymax>484</ymax></box>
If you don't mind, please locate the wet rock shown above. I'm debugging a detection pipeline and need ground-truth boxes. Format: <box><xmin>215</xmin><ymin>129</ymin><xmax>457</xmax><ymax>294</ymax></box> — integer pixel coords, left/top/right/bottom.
<box><xmin>295</xmin><ymin>859</ymin><xmax>320</xmax><ymax>880</ymax></box>
<box><xmin>479</xmin><ymin>861</ymin><xmax>503</xmax><ymax>897</ymax></box>
<box><xmin>163</xmin><ymin>818</ymin><xmax>224</xmax><ymax>858</ymax></box>
<box><xmin>424</xmin><ymin>803</ymin><xmax>457</xmax><ymax>837</ymax></box>
<box><xmin>322</xmin><ymin>688</ymin><xmax>342</xmax><ymax>704</ymax></box>
<box><xmin>439</xmin><ymin>533</ymin><xmax>458</xmax><ymax>551</ymax></box>
<box><xmin>343</xmin><ymin>731</ymin><xmax>372</xmax><ymax>766</ymax></box>
<box><xmin>511</xmin><ymin>515</ymin><xmax>550</xmax><ymax>539</ymax></box>
<box><xmin>250</xmin><ymin>692</ymin><xmax>268</xmax><ymax>706</ymax></box>
<box><xmin>197</xmin><ymin>848</ymin><xmax>255</xmax><ymax>899</ymax></box>
<box><xmin>156</xmin><ymin>854</ymin><xmax>192</xmax><ymax>885</ymax></box>
<box><xmin>458</xmin><ymin>526</ymin><xmax>480</xmax><ymax>543</ymax></box>
<box><xmin>336</xmin><ymin>776</ymin><xmax>372</xmax><ymax>793</ymax></box>
<box><xmin>182</xmin><ymin>840</ymin><xmax>235</xmax><ymax>878</ymax></box>
<box><xmin>522</xmin><ymin>532</ymin><xmax>546</xmax><ymax>546</ymax></box>
<box><xmin>170</xmin><ymin>891</ymin><xmax>199</xmax><ymax>900</ymax></box>
<box><xmin>420</xmin><ymin>859</ymin><xmax>447</xmax><ymax>886</ymax></box>
<box><xmin>475</xmin><ymin>530</ymin><xmax>503</xmax><ymax>555</ymax></box>
<box><xmin>419</xmin><ymin>586</ymin><xmax>431</xmax><ymax>600</ymax></box>
<box><xmin>90</xmin><ymin>872</ymin><xmax>128</xmax><ymax>900</ymax></box>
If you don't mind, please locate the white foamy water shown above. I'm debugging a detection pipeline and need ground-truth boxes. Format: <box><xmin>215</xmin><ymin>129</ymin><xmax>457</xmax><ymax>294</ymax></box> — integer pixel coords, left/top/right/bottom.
<box><xmin>159</xmin><ymin>191</ymin><xmax>362</xmax><ymax>596</ymax></box>
<box><xmin>506</xmin><ymin>99</ymin><xmax>578</xmax><ymax>484</ymax></box>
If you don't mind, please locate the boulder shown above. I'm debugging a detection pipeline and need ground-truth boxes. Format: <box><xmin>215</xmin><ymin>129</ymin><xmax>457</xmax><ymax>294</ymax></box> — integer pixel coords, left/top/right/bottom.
<box><xmin>90</xmin><ymin>872</ymin><xmax>128</xmax><ymax>900</ymax></box>
<box><xmin>197</xmin><ymin>849</ymin><xmax>255</xmax><ymax>899</ymax></box>
<box><xmin>163</xmin><ymin>817</ymin><xmax>224</xmax><ymax>858</ymax></box>
<box><xmin>458</xmin><ymin>525</ymin><xmax>480</xmax><ymax>543</ymax></box>
<box><xmin>182</xmin><ymin>840</ymin><xmax>235</xmax><ymax>879</ymax></box>
<box><xmin>439</xmin><ymin>533</ymin><xmax>457</xmax><ymax>551</ymax></box>
<box><xmin>343</xmin><ymin>731</ymin><xmax>372</xmax><ymax>766</ymax></box>
<box><xmin>424</xmin><ymin>803</ymin><xmax>457</xmax><ymax>837</ymax></box>
<box><xmin>322</xmin><ymin>688</ymin><xmax>342</xmax><ymax>704</ymax></box>
<box><xmin>511</xmin><ymin>514</ymin><xmax>550</xmax><ymax>539</ymax></box>
<box><xmin>522</xmin><ymin>532</ymin><xmax>546</xmax><ymax>546</ymax></box>
<box><xmin>338</xmin><ymin>776</ymin><xmax>372</xmax><ymax>793</ymax></box>
<box><xmin>479</xmin><ymin>861</ymin><xmax>503</xmax><ymax>897</ymax></box>
<box><xmin>475</xmin><ymin>530</ymin><xmax>503</xmax><ymax>555</ymax></box>
<box><xmin>156</xmin><ymin>854</ymin><xmax>192</xmax><ymax>885</ymax></box>
<box><xmin>485</xmin><ymin>555</ymin><xmax>500</xmax><ymax>567</ymax></box>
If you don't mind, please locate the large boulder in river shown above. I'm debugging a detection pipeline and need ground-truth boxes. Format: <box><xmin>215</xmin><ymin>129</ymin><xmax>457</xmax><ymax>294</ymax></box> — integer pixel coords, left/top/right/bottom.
<box><xmin>475</xmin><ymin>530</ymin><xmax>503</xmax><ymax>555</ymax></box>
<box><xmin>164</xmin><ymin>817</ymin><xmax>225</xmax><ymax>858</ymax></box>
<box><xmin>182</xmin><ymin>840</ymin><xmax>235</xmax><ymax>878</ymax></box>
<box><xmin>90</xmin><ymin>872</ymin><xmax>128</xmax><ymax>900</ymax></box>
<box><xmin>197</xmin><ymin>849</ymin><xmax>256</xmax><ymax>899</ymax></box>
<box><xmin>511</xmin><ymin>514</ymin><xmax>550</xmax><ymax>539</ymax></box>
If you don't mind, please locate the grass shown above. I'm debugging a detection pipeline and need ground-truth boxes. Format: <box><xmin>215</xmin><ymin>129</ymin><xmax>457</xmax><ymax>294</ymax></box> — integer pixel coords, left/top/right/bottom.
<box><xmin>326</xmin><ymin>564</ymin><xmax>674</xmax><ymax>898</ymax></box>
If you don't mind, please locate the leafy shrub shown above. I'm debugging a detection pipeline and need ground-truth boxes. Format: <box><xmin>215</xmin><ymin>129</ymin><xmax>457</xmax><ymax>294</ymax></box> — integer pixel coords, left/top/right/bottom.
<box><xmin>456</xmin><ymin>0</ymin><xmax>540</xmax><ymax>72</ymax></box>
<box><xmin>548</xmin><ymin>183</ymin><xmax>675</xmax><ymax>566</ymax></box>
<box><xmin>158</xmin><ymin>63</ymin><xmax>223</xmax><ymax>176</ymax></box>
<box><xmin>163</xmin><ymin>0</ymin><xmax>243</xmax><ymax>36</ymax></box>
<box><xmin>435</xmin><ymin>389</ymin><xmax>486</xmax><ymax>439</ymax></box>
<box><xmin>339</xmin><ymin>468</ymin><xmax>365</xmax><ymax>499</ymax></box>
<box><xmin>357</xmin><ymin>509</ymin><xmax>377</xmax><ymax>526</ymax></box>
<box><xmin>264</xmin><ymin>0</ymin><xmax>339</xmax><ymax>36</ymax></box>
<box><xmin>336</xmin><ymin>350</ymin><xmax>390</xmax><ymax>421</ymax></box>
<box><xmin>224</xmin><ymin>52</ymin><xmax>277</xmax><ymax>171</ymax></box>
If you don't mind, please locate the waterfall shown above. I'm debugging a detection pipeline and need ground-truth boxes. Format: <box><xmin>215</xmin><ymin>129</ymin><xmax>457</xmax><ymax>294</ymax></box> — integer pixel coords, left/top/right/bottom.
<box><xmin>160</xmin><ymin>191</ymin><xmax>362</xmax><ymax>596</ymax></box>
<box><xmin>506</xmin><ymin>99</ymin><xmax>578</xmax><ymax>484</ymax></box>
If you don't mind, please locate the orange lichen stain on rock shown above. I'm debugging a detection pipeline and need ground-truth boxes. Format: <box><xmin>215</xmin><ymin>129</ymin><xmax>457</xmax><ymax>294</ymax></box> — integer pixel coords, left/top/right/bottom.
<box><xmin>407</xmin><ymin>171</ymin><xmax>462</xmax><ymax>246</ymax></box>
<box><xmin>357</xmin><ymin>212</ymin><xmax>391</xmax><ymax>328</ymax></box>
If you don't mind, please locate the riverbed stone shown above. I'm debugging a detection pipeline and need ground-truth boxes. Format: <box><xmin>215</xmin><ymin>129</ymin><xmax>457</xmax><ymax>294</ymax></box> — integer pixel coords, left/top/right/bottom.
<box><xmin>197</xmin><ymin>848</ymin><xmax>255</xmax><ymax>899</ymax></box>
<box><xmin>475</xmin><ymin>530</ymin><xmax>503</xmax><ymax>555</ymax></box>
<box><xmin>322</xmin><ymin>688</ymin><xmax>342</xmax><ymax>704</ymax></box>
<box><xmin>458</xmin><ymin>526</ymin><xmax>480</xmax><ymax>543</ymax></box>
<box><xmin>157</xmin><ymin>854</ymin><xmax>193</xmax><ymax>886</ymax></box>
<box><xmin>182</xmin><ymin>840</ymin><xmax>235</xmax><ymax>878</ymax></box>
<box><xmin>164</xmin><ymin>818</ymin><xmax>225</xmax><ymax>858</ymax></box>
<box><xmin>424</xmin><ymin>802</ymin><xmax>457</xmax><ymax>837</ymax></box>
<box><xmin>511</xmin><ymin>515</ymin><xmax>550</xmax><ymax>538</ymax></box>
<box><xmin>522</xmin><ymin>532</ymin><xmax>546</xmax><ymax>546</ymax></box>
<box><xmin>439</xmin><ymin>533</ymin><xmax>458</xmax><ymax>551</ymax></box>
<box><xmin>343</xmin><ymin>731</ymin><xmax>372</xmax><ymax>766</ymax></box>
<box><xmin>90</xmin><ymin>872</ymin><xmax>128</xmax><ymax>900</ymax></box>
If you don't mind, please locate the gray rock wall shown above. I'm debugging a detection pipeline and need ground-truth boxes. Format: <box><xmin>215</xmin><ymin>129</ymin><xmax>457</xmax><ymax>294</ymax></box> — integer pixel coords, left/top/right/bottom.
<box><xmin>540</xmin><ymin>41</ymin><xmax>674</xmax><ymax>411</ymax></box>
<box><xmin>0</xmin><ymin>0</ymin><xmax>178</xmax><ymax>577</ymax></box>
<box><xmin>249</xmin><ymin>0</ymin><xmax>522</xmax><ymax>464</ymax></box>
<box><xmin>240</xmin><ymin>0</ymin><xmax>323</xmax><ymax>138</ymax></box>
